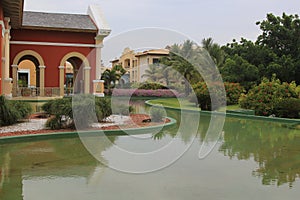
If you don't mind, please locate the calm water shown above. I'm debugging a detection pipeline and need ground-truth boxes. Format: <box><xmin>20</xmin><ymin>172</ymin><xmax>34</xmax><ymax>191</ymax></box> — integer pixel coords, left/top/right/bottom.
<box><xmin>0</xmin><ymin>101</ymin><xmax>300</xmax><ymax>200</ymax></box>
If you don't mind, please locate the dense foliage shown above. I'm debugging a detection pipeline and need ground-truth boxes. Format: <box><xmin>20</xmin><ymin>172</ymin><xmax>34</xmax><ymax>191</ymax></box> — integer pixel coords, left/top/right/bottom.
<box><xmin>0</xmin><ymin>96</ymin><xmax>32</xmax><ymax>126</ymax></box>
<box><xmin>223</xmin><ymin>13</ymin><xmax>300</xmax><ymax>87</ymax></box>
<box><xmin>42</xmin><ymin>96</ymin><xmax>112</xmax><ymax>129</ymax></box>
<box><xmin>111</xmin><ymin>89</ymin><xmax>182</xmax><ymax>98</ymax></box>
<box><xmin>189</xmin><ymin>82</ymin><xmax>243</xmax><ymax>110</ymax></box>
<box><xmin>273</xmin><ymin>98</ymin><xmax>300</xmax><ymax>119</ymax></box>
<box><xmin>239</xmin><ymin>77</ymin><xmax>299</xmax><ymax>117</ymax></box>
<box><xmin>101</xmin><ymin>64</ymin><xmax>126</xmax><ymax>93</ymax></box>
<box><xmin>136</xmin><ymin>82</ymin><xmax>168</xmax><ymax>90</ymax></box>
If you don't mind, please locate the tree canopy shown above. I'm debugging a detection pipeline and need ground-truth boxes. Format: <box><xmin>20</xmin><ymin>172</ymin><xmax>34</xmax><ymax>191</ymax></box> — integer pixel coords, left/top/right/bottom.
<box><xmin>223</xmin><ymin>13</ymin><xmax>300</xmax><ymax>87</ymax></box>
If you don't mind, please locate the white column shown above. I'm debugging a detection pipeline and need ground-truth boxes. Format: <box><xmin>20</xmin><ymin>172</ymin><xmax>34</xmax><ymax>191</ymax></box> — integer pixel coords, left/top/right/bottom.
<box><xmin>39</xmin><ymin>66</ymin><xmax>46</xmax><ymax>96</ymax></box>
<box><xmin>4</xmin><ymin>18</ymin><xmax>10</xmax><ymax>80</ymax></box>
<box><xmin>3</xmin><ymin>18</ymin><xmax>12</xmax><ymax>97</ymax></box>
<box><xmin>12</xmin><ymin>65</ymin><xmax>18</xmax><ymax>97</ymax></box>
<box><xmin>95</xmin><ymin>43</ymin><xmax>104</xmax><ymax>79</ymax></box>
<box><xmin>58</xmin><ymin>66</ymin><xmax>65</xmax><ymax>96</ymax></box>
<box><xmin>84</xmin><ymin>66</ymin><xmax>91</xmax><ymax>94</ymax></box>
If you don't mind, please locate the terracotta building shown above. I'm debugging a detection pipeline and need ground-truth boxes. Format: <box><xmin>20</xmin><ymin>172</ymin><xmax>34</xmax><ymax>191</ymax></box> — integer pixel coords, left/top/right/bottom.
<box><xmin>0</xmin><ymin>0</ymin><xmax>110</xmax><ymax>97</ymax></box>
<box><xmin>111</xmin><ymin>48</ymin><xmax>169</xmax><ymax>83</ymax></box>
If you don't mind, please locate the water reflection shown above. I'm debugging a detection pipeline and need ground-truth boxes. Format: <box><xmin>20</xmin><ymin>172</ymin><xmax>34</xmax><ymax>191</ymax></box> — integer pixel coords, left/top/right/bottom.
<box><xmin>0</xmin><ymin>136</ymin><xmax>115</xmax><ymax>200</ymax></box>
<box><xmin>0</xmin><ymin>101</ymin><xmax>300</xmax><ymax>199</ymax></box>
<box><xmin>219</xmin><ymin>118</ymin><xmax>300</xmax><ymax>187</ymax></box>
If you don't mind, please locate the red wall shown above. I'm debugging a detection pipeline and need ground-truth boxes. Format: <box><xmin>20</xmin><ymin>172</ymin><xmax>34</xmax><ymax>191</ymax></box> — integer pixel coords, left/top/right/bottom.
<box><xmin>11</xmin><ymin>29</ymin><xmax>96</xmax><ymax>44</ymax></box>
<box><xmin>10</xmin><ymin>29</ymin><xmax>97</xmax><ymax>90</ymax></box>
<box><xmin>0</xmin><ymin>6</ymin><xmax>4</xmax><ymax>94</ymax></box>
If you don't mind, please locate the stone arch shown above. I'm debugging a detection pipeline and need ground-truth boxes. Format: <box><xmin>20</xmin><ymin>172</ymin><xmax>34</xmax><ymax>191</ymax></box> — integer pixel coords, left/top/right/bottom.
<box><xmin>59</xmin><ymin>52</ymin><xmax>90</xmax><ymax>67</ymax></box>
<box><xmin>13</xmin><ymin>50</ymin><xmax>45</xmax><ymax>66</ymax></box>
<box><xmin>12</xmin><ymin>50</ymin><xmax>46</xmax><ymax>97</ymax></box>
<box><xmin>59</xmin><ymin>52</ymin><xmax>91</xmax><ymax>95</ymax></box>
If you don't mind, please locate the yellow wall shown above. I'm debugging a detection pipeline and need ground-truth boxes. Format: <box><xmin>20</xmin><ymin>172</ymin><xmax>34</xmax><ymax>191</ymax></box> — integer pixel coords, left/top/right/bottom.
<box><xmin>111</xmin><ymin>48</ymin><xmax>169</xmax><ymax>83</ymax></box>
<box><xmin>18</xmin><ymin>60</ymin><xmax>36</xmax><ymax>87</ymax></box>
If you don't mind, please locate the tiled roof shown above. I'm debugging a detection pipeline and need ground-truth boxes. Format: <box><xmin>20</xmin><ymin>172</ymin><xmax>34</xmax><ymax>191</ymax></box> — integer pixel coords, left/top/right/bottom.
<box><xmin>22</xmin><ymin>11</ymin><xmax>97</xmax><ymax>32</ymax></box>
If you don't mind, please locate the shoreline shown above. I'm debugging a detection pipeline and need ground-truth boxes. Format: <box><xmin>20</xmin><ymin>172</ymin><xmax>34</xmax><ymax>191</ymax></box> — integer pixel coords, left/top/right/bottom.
<box><xmin>0</xmin><ymin>114</ymin><xmax>171</xmax><ymax>138</ymax></box>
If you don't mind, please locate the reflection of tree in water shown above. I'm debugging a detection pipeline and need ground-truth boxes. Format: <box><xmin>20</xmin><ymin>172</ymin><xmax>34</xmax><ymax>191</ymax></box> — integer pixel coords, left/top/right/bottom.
<box><xmin>219</xmin><ymin>118</ymin><xmax>300</xmax><ymax>187</ymax></box>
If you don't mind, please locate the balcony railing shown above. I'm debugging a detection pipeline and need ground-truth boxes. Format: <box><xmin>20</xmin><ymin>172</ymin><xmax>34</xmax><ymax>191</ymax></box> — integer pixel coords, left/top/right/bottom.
<box><xmin>16</xmin><ymin>87</ymin><xmax>61</xmax><ymax>97</ymax></box>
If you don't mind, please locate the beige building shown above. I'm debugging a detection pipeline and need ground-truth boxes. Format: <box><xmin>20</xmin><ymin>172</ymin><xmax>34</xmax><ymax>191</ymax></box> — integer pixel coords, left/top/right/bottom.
<box><xmin>111</xmin><ymin>48</ymin><xmax>169</xmax><ymax>83</ymax></box>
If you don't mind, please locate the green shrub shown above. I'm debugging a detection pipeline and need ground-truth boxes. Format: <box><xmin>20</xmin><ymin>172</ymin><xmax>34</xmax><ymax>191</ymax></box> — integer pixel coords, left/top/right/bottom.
<box><xmin>137</xmin><ymin>82</ymin><xmax>168</xmax><ymax>90</ymax></box>
<box><xmin>190</xmin><ymin>82</ymin><xmax>234</xmax><ymax>110</ymax></box>
<box><xmin>273</xmin><ymin>98</ymin><xmax>300</xmax><ymax>119</ymax></box>
<box><xmin>0</xmin><ymin>96</ymin><xmax>32</xmax><ymax>126</ymax></box>
<box><xmin>112</xmin><ymin>104</ymin><xmax>134</xmax><ymax>116</ymax></box>
<box><xmin>239</xmin><ymin>77</ymin><xmax>298</xmax><ymax>116</ymax></box>
<box><xmin>42</xmin><ymin>96</ymin><xmax>112</xmax><ymax>129</ymax></box>
<box><xmin>150</xmin><ymin>107</ymin><xmax>165</xmax><ymax>122</ymax></box>
<box><xmin>224</xmin><ymin>82</ymin><xmax>244</xmax><ymax>105</ymax></box>
<box><xmin>95</xmin><ymin>97</ymin><xmax>112</xmax><ymax>121</ymax></box>
<box><xmin>43</xmin><ymin>97</ymin><xmax>73</xmax><ymax>129</ymax></box>
<box><xmin>189</xmin><ymin>82</ymin><xmax>210</xmax><ymax>110</ymax></box>
<box><xmin>10</xmin><ymin>100</ymin><xmax>33</xmax><ymax>119</ymax></box>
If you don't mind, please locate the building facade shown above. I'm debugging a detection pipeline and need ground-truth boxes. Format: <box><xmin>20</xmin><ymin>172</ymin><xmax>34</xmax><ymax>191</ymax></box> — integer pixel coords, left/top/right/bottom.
<box><xmin>111</xmin><ymin>48</ymin><xmax>169</xmax><ymax>83</ymax></box>
<box><xmin>0</xmin><ymin>0</ymin><xmax>110</xmax><ymax>97</ymax></box>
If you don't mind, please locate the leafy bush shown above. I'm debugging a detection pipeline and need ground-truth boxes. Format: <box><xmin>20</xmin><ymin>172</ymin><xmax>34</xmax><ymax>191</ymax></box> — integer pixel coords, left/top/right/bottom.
<box><xmin>95</xmin><ymin>97</ymin><xmax>112</xmax><ymax>122</ymax></box>
<box><xmin>137</xmin><ymin>82</ymin><xmax>168</xmax><ymax>90</ymax></box>
<box><xmin>189</xmin><ymin>82</ymin><xmax>211</xmax><ymax>110</ymax></box>
<box><xmin>42</xmin><ymin>97</ymin><xmax>73</xmax><ymax>129</ymax></box>
<box><xmin>42</xmin><ymin>96</ymin><xmax>112</xmax><ymax>129</ymax></box>
<box><xmin>150</xmin><ymin>107</ymin><xmax>165</xmax><ymax>122</ymax></box>
<box><xmin>0</xmin><ymin>96</ymin><xmax>32</xmax><ymax>126</ymax></box>
<box><xmin>111</xmin><ymin>89</ymin><xmax>183</xmax><ymax>98</ymax></box>
<box><xmin>273</xmin><ymin>98</ymin><xmax>300</xmax><ymax>119</ymax></box>
<box><xmin>239</xmin><ymin>77</ymin><xmax>298</xmax><ymax>116</ymax></box>
<box><xmin>112</xmin><ymin>104</ymin><xmax>134</xmax><ymax>116</ymax></box>
<box><xmin>189</xmin><ymin>82</ymin><xmax>239</xmax><ymax>110</ymax></box>
<box><xmin>224</xmin><ymin>82</ymin><xmax>244</xmax><ymax>105</ymax></box>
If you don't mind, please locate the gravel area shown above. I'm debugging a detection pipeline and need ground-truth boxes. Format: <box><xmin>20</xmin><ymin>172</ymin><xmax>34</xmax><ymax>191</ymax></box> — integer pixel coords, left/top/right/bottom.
<box><xmin>0</xmin><ymin>115</ymin><xmax>130</xmax><ymax>134</ymax></box>
<box><xmin>0</xmin><ymin>119</ymin><xmax>48</xmax><ymax>134</ymax></box>
<box><xmin>91</xmin><ymin>115</ymin><xmax>130</xmax><ymax>128</ymax></box>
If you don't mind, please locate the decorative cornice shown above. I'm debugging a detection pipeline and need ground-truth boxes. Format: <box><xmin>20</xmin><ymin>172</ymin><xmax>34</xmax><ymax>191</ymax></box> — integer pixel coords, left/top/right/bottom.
<box><xmin>11</xmin><ymin>65</ymin><xmax>18</xmax><ymax>68</ymax></box>
<box><xmin>84</xmin><ymin>66</ymin><xmax>92</xmax><ymax>70</ymax></box>
<box><xmin>58</xmin><ymin>66</ymin><xmax>65</xmax><ymax>69</ymax></box>
<box><xmin>93</xmin><ymin>79</ymin><xmax>105</xmax><ymax>83</ymax></box>
<box><xmin>10</xmin><ymin>41</ymin><xmax>101</xmax><ymax>48</ymax></box>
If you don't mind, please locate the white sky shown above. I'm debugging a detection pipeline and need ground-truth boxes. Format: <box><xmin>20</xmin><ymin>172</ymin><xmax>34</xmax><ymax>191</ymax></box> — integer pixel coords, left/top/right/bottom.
<box><xmin>24</xmin><ymin>0</ymin><xmax>300</xmax><ymax>46</ymax></box>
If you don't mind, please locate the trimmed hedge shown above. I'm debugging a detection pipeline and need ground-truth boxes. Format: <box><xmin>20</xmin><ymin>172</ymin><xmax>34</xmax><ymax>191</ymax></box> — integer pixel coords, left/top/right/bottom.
<box><xmin>137</xmin><ymin>82</ymin><xmax>168</xmax><ymax>90</ymax></box>
<box><xmin>111</xmin><ymin>89</ymin><xmax>183</xmax><ymax>98</ymax></box>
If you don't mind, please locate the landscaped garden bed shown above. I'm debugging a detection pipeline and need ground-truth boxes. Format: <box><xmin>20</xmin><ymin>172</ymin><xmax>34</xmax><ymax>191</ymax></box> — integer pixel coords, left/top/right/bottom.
<box><xmin>0</xmin><ymin>113</ymin><xmax>171</xmax><ymax>138</ymax></box>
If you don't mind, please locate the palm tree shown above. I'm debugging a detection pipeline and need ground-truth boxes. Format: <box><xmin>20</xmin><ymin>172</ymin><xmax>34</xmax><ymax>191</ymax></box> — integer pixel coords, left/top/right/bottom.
<box><xmin>101</xmin><ymin>64</ymin><xmax>127</xmax><ymax>91</ymax></box>
<box><xmin>161</xmin><ymin>40</ymin><xmax>202</xmax><ymax>95</ymax></box>
<box><xmin>142</xmin><ymin>64</ymin><xmax>161</xmax><ymax>82</ymax></box>
<box><xmin>202</xmin><ymin>37</ymin><xmax>225</xmax><ymax>68</ymax></box>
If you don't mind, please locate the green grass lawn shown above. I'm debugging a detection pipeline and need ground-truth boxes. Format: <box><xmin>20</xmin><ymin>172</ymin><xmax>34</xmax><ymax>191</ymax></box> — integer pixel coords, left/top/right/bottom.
<box><xmin>147</xmin><ymin>98</ymin><xmax>241</xmax><ymax>111</ymax></box>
